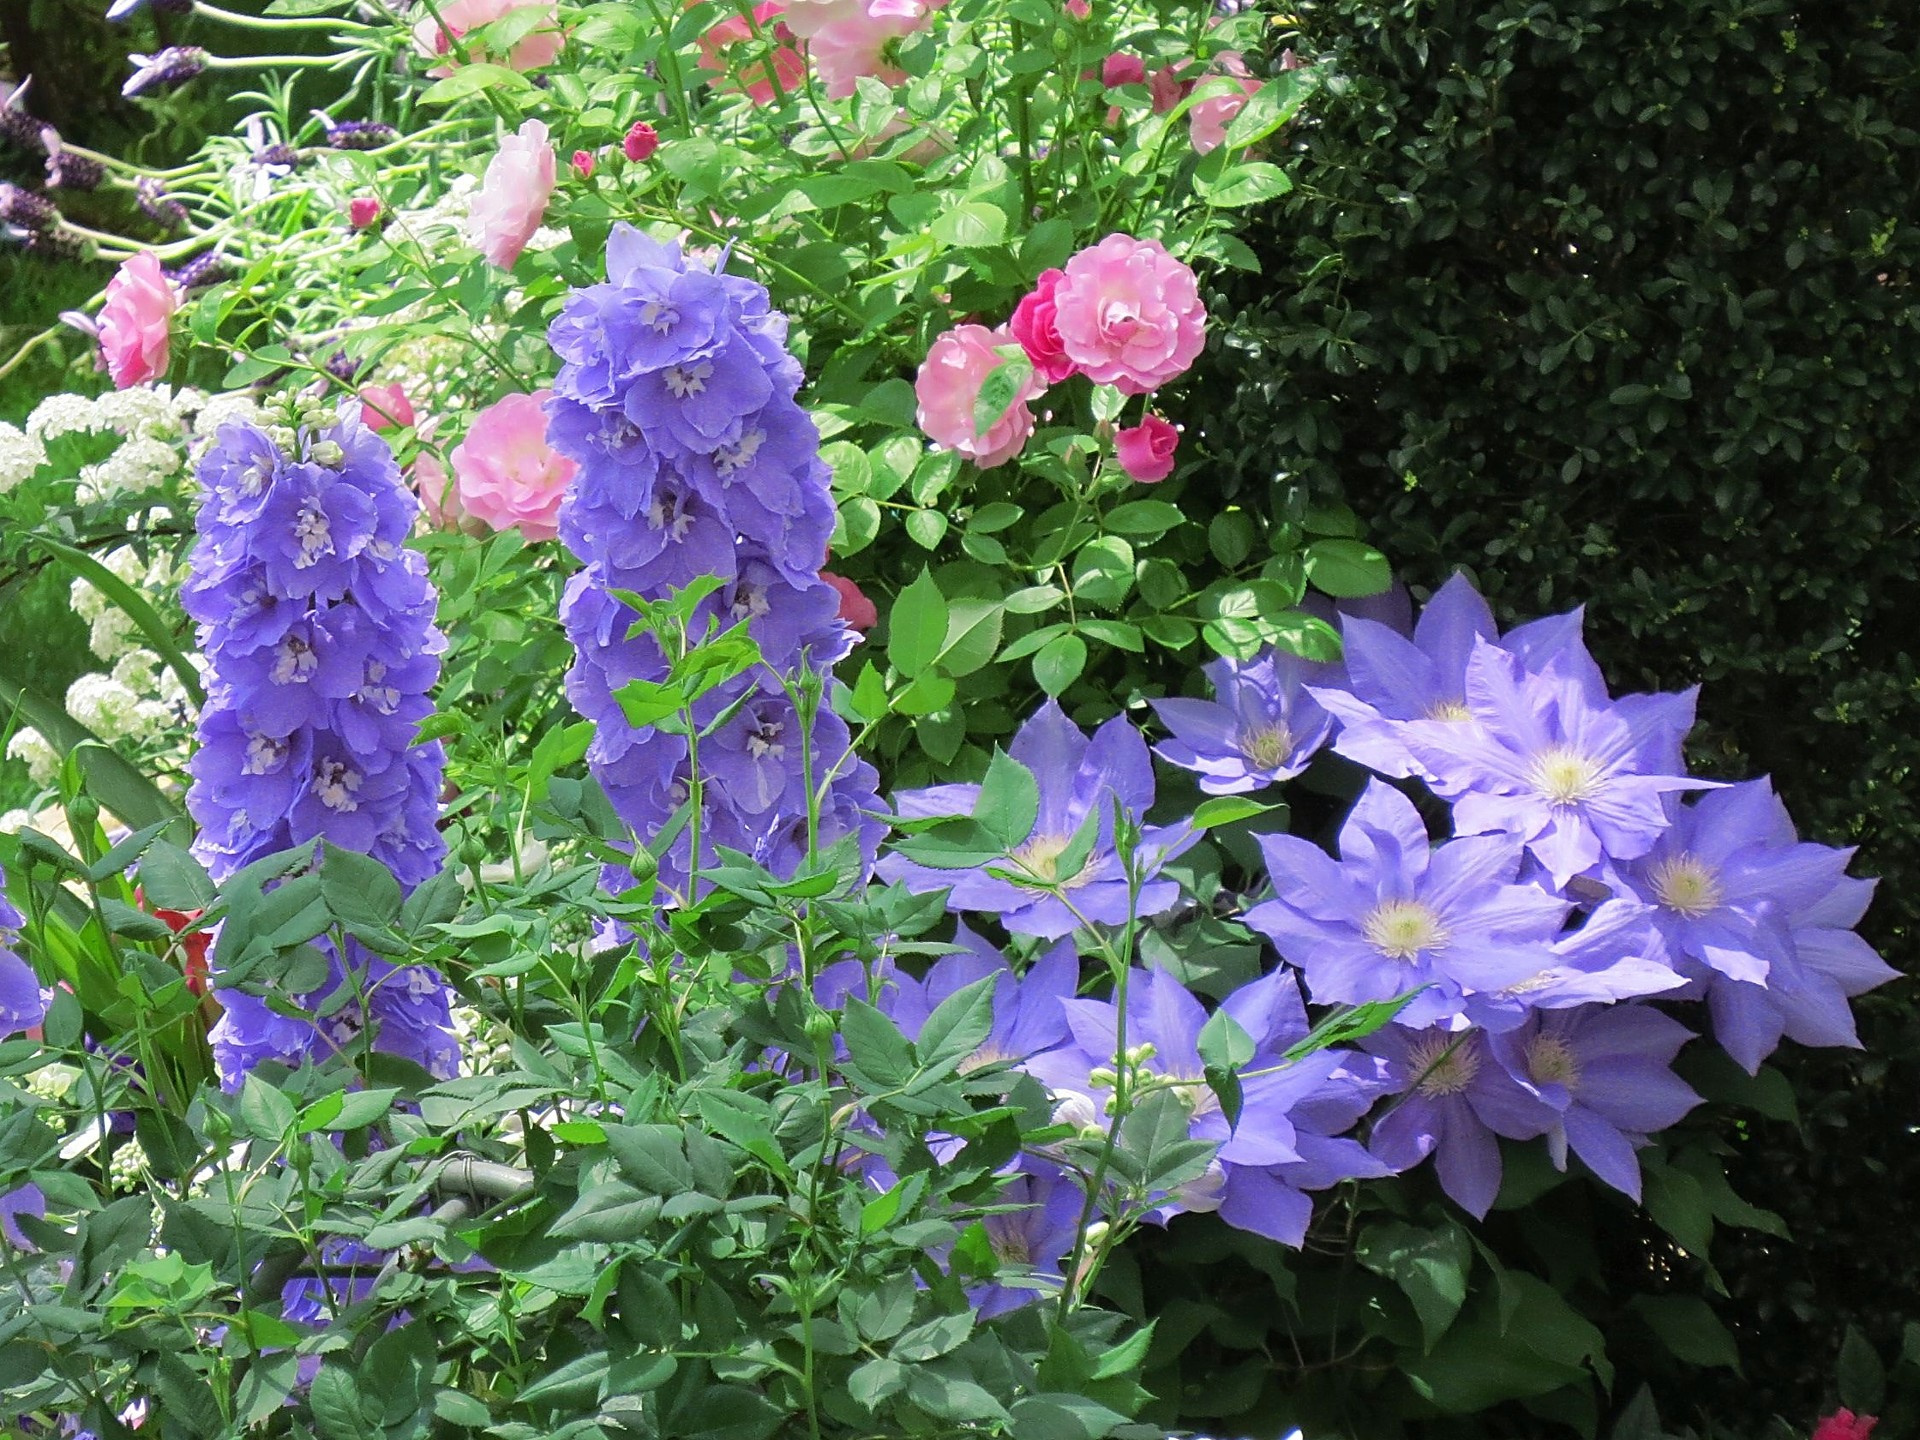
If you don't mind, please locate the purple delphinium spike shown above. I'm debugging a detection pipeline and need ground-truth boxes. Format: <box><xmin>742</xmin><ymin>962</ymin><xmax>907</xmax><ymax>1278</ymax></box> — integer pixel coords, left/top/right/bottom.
<box><xmin>878</xmin><ymin>700</ymin><xmax>1198</xmax><ymax>939</ymax></box>
<box><xmin>184</xmin><ymin>409</ymin><xmax>457</xmax><ymax>1088</ymax></box>
<box><xmin>549</xmin><ymin>223</ymin><xmax>881</xmax><ymax>897</ymax></box>
<box><xmin>1396</xmin><ymin>638</ymin><xmax>1710</xmax><ymax>888</ymax></box>
<box><xmin>1361</xmin><ymin>1025</ymin><xmax>1557</xmax><ymax>1219</ymax></box>
<box><xmin>1490</xmin><ymin>1003</ymin><xmax>1701</xmax><ymax>1201</ymax></box>
<box><xmin>1149</xmin><ymin>648</ymin><xmax>1339</xmax><ymax>794</ymax></box>
<box><xmin>0</xmin><ymin>876</ymin><xmax>49</xmax><ymax>1038</ymax></box>
<box><xmin>124</xmin><ymin>47</ymin><xmax>209</xmax><ymax>98</ymax></box>
<box><xmin>0</xmin><ymin>183</ymin><xmax>58</xmax><ymax>233</ymax></box>
<box><xmin>1619</xmin><ymin>779</ymin><xmax>1896</xmax><ymax>1072</ymax></box>
<box><xmin>1312</xmin><ymin>572</ymin><xmax>1585</xmax><ymax>781</ymax></box>
<box><xmin>135</xmin><ymin>176</ymin><xmax>190</xmax><ymax>230</ymax></box>
<box><xmin>1244</xmin><ymin>780</ymin><xmax>1571</xmax><ymax>1027</ymax></box>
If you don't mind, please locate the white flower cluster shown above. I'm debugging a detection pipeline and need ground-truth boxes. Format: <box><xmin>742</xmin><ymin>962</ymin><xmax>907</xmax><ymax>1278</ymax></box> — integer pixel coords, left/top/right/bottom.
<box><xmin>70</xmin><ymin>546</ymin><xmax>182</xmax><ymax>663</ymax></box>
<box><xmin>0</xmin><ymin>422</ymin><xmax>46</xmax><ymax>495</ymax></box>
<box><xmin>5</xmin><ymin>729</ymin><xmax>59</xmax><ymax>789</ymax></box>
<box><xmin>61</xmin><ymin>546</ymin><xmax>199</xmax><ymax>752</ymax></box>
<box><xmin>14</xmin><ymin>386</ymin><xmax>264</xmax><ymax>506</ymax></box>
<box><xmin>452</xmin><ymin>1004</ymin><xmax>517</xmax><ymax>1077</ymax></box>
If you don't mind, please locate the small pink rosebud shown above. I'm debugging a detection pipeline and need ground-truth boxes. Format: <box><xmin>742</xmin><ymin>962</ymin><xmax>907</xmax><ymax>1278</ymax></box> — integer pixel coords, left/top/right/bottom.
<box><xmin>1064</xmin><ymin>0</ymin><xmax>1091</xmax><ymax>17</ymax></box>
<box><xmin>1114</xmin><ymin>413</ymin><xmax>1179</xmax><ymax>483</ymax></box>
<box><xmin>1813</xmin><ymin>1411</ymin><xmax>1879</xmax><ymax>1440</ymax></box>
<box><xmin>622</xmin><ymin>120</ymin><xmax>659</xmax><ymax>162</ymax></box>
<box><xmin>348</xmin><ymin>195</ymin><xmax>381</xmax><ymax>229</ymax></box>
<box><xmin>571</xmin><ymin>148</ymin><xmax>595</xmax><ymax>180</ymax></box>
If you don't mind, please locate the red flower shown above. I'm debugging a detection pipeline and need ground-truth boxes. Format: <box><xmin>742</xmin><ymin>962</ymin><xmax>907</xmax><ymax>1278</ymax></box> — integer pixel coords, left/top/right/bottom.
<box><xmin>571</xmin><ymin>148</ymin><xmax>596</xmax><ymax>180</ymax></box>
<box><xmin>823</xmin><ymin>572</ymin><xmax>877</xmax><ymax>633</ymax></box>
<box><xmin>139</xmin><ymin>889</ymin><xmax>211</xmax><ymax>998</ymax></box>
<box><xmin>1814</xmin><ymin>1411</ymin><xmax>1879</xmax><ymax>1440</ymax></box>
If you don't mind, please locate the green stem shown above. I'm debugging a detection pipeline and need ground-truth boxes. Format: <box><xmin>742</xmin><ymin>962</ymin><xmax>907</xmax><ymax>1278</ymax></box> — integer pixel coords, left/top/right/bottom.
<box><xmin>192</xmin><ymin>0</ymin><xmax>372</xmax><ymax>30</ymax></box>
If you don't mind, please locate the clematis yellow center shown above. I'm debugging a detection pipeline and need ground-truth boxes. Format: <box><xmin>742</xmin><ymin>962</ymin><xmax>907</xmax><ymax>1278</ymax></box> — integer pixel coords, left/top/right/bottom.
<box><xmin>1363</xmin><ymin>899</ymin><xmax>1450</xmax><ymax>960</ymax></box>
<box><xmin>1010</xmin><ymin>833</ymin><xmax>1082</xmax><ymax>887</ymax></box>
<box><xmin>1242</xmin><ymin>723</ymin><xmax>1295</xmax><ymax>773</ymax></box>
<box><xmin>1525</xmin><ymin>1035</ymin><xmax>1581</xmax><ymax>1090</ymax></box>
<box><xmin>1529</xmin><ymin>745</ymin><xmax>1605</xmax><ymax>806</ymax></box>
<box><xmin>1648</xmin><ymin>853</ymin><xmax>1724</xmax><ymax>919</ymax></box>
<box><xmin>1407</xmin><ymin>1032</ymin><xmax>1482</xmax><ymax>1097</ymax></box>
<box><xmin>1426</xmin><ymin>699</ymin><xmax>1474</xmax><ymax>722</ymax></box>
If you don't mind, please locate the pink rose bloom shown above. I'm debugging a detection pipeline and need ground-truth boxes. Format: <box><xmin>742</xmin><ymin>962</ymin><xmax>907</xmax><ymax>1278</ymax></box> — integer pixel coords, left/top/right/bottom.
<box><xmin>1008</xmin><ymin>269</ymin><xmax>1077</xmax><ymax>386</ymax></box>
<box><xmin>1114</xmin><ymin>414</ymin><xmax>1178</xmax><ymax>482</ymax></box>
<box><xmin>348</xmin><ymin>195</ymin><xmax>381</xmax><ymax>229</ymax></box>
<box><xmin>99</xmin><ymin>252</ymin><xmax>175</xmax><ymax>390</ymax></box>
<box><xmin>823</xmin><ymin>573</ymin><xmax>877</xmax><ymax>632</ymax></box>
<box><xmin>915</xmin><ymin>323</ymin><xmax>1041</xmax><ymax>469</ymax></box>
<box><xmin>360</xmin><ymin>383</ymin><xmax>415</xmax><ymax>432</ymax></box>
<box><xmin>696</xmin><ymin>2</ymin><xmax>806</xmax><ymax>105</ymax></box>
<box><xmin>1101</xmin><ymin>53</ymin><xmax>1145</xmax><ymax>88</ymax></box>
<box><xmin>414</xmin><ymin>450</ymin><xmax>457</xmax><ymax>528</ymax></box>
<box><xmin>779</xmin><ymin>0</ymin><xmax>863</xmax><ymax>36</ymax></box>
<box><xmin>1149</xmin><ymin>61</ymin><xmax>1194</xmax><ymax>114</ymax></box>
<box><xmin>412</xmin><ymin>0</ymin><xmax>561</xmax><ymax>76</ymax></box>
<box><xmin>1813</xmin><ymin>1413</ymin><xmax>1878</xmax><ymax>1440</ymax></box>
<box><xmin>622</xmin><ymin>121</ymin><xmax>659</xmax><ymax>161</ymax></box>
<box><xmin>447</xmin><ymin>391</ymin><xmax>577</xmax><ymax>542</ymax></box>
<box><xmin>1051</xmin><ymin>233</ymin><xmax>1206</xmax><ymax>394</ymax></box>
<box><xmin>468</xmin><ymin>118</ymin><xmax>556</xmax><ymax>270</ymax></box>
<box><xmin>1063</xmin><ymin>0</ymin><xmax>1089</xmax><ymax>15</ymax></box>
<box><xmin>1189</xmin><ymin>54</ymin><xmax>1261</xmax><ymax>155</ymax></box>
<box><xmin>808</xmin><ymin>9</ymin><xmax>917</xmax><ymax>98</ymax></box>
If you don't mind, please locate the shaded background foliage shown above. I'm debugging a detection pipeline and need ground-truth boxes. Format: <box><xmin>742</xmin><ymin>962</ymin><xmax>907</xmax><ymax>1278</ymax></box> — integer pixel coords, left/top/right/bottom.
<box><xmin>1188</xmin><ymin>0</ymin><xmax>1919</xmax><ymax>1429</ymax></box>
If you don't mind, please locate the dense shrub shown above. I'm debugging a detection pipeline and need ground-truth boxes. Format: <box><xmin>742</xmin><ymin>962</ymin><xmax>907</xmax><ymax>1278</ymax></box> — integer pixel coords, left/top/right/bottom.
<box><xmin>1193</xmin><ymin>0</ymin><xmax>1920</xmax><ymax>1427</ymax></box>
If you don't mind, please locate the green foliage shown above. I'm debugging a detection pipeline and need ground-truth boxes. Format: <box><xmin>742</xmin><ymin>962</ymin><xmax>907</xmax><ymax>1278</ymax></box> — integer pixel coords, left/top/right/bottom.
<box><xmin>1186</xmin><ymin>0</ymin><xmax>1920</xmax><ymax>1431</ymax></box>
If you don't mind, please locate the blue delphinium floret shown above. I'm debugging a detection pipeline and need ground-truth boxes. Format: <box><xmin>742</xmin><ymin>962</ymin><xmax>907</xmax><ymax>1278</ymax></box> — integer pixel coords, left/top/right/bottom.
<box><xmin>183</xmin><ymin>409</ymin><xmax>457</xmax><ymax>1088</ymax></box>
<box><xmin>549</xmin><ymin>226</ymin><xmax>880</xmax><ymax>896</ymax></box>
<box><xmin>0</xmin><ymin>878</ymin><xmax>47</xmax><ymax>1038</ymax></box>
<box><xmin>878</xmin><ymin>700</ymin><xmax>1198</xmax><ymax>938</ymax></box>
<box><xmin>1149</xmin><ymin>648</ymin><xmax>1339</xmax><ymax>794</ymax></box>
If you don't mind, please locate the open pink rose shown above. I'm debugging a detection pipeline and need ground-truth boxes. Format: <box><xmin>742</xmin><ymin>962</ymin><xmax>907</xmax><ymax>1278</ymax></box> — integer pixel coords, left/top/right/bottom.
<box><xmin>447</xmin><ymin>391</ymin><xmax>577</xmax><ymax>541</ymax></box>
<box><xmin>807</xmin><ymin>10</ymin><xmax>915</xmax><ymax>97</ymax></box>
<box><xmin>1189</xmin><ymin>53</ymin><xmax>1261</xmax><ymax>155</ymax></box>
<box><xmin>823</xmin><ymin>573</ymin><xmax>877</xmax><ymax>632</ymax></box>
<box><xmin>1101</xmin><ymin>53</ymin><xmax>1146</xmax><ymax>88</ymax></box>
<box><xmin>468</xmin><ymin>118</ymin><xmax>556</xmax><ymax>270</ymax></box>
<box><xmin>915</xmin><ymin>323</ymin><xmax>1040</xmax><ymax>469</ymax></box>
<box><xmin>99</xmin><ymin>251</ymin><xmax>175</xmax><ymax>390</ymax></box>
<box><xmin>412</xmin><ymin>0</ymin><xmax>561</xmax><ymax>76</ymax></box>
<box><xmin>695</xmin><ymin>2</ymin><xmax>806</xmax><ymax>105</ymax></box>
<box><xmin>1008</xmin><ymin>268</ymin><xmax>1077</xmax><ymax>385</ymax></box>
<box><xmin>1114</xmin><ymin>414</ymin><xmax>1178</xmax><ymax>482</ymax></box>
<box><xmin>1051</xmin><ymin>234</ymin><xmax>1206</xmax><ymax>394</ymax></box>
<box><xmin>1149</xmin><ymin>61</ymin><xmax>1194</xmax><ymax>114</ymax></box>
<box><xmin>360</xmin><ymin>383</ymin><xmax>414</xmax><ymax>432</ymax></box>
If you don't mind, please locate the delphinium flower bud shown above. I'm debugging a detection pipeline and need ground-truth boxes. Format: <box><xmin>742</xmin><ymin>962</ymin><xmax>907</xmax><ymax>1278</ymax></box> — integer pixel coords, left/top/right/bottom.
<box><xmin>136</xmin><ymin>177</ymin><xmax>191</xmax><ymax>231</ymax></box>
<box><xmin>183</xmin><ymin>403</ymin><xmax>459</xmax><ymax>1088</ymax></box>
<box><xmin>124</xmin><ymin>47</ymin><xmax>210</xmax><ymax>99</ymax></box>
<box><xmin>546</xmin><ymin>224</ymin><xmax>883</xmax><ymax>897</ymax></box>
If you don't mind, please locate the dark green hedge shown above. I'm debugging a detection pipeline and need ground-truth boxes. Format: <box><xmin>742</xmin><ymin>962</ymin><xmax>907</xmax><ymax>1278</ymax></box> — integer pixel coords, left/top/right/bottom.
<box><xmin>1189</xmin><ymin>0</ymin><xmax>1920</xmax><ymax>1431</ymax></box>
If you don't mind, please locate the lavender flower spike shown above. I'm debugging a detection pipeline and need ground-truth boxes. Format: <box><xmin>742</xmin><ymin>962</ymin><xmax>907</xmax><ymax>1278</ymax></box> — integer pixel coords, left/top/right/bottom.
<box><xmin>1401</xmin><ymin>637</ymin><xmax>1711</xmax><ymax>887</ymax></box>
<box><xmin>1245</xmin><ymin>780</ymin><xmax>1571</xmax><ymax>1028</ymax></box>
<box><xmin>1491</xmin><ymin>1002</ymin><xmax>1701</xmax><ymax>1201</ymax></box>
<box><xmin>1150</xmin><ymin>648</ymin><xmax>1338</xmax><ymax>794</ymax></box>
<box><xmin>124</xmin><ymin>47</ymin><xmax>209</xmax><ymax>99</ymax></box>
<box><xmin>878</xmin><ymin>700</ymin><xmax>1198</xmax><ymax>938</ymax></box>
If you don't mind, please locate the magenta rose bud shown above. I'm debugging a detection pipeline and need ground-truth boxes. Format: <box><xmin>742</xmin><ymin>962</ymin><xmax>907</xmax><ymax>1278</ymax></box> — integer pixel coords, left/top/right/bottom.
<box><xmin>468</xmin><ymin>118</ymin><xmax>556</xmax><ymax>270</ymax></box>
<box><xmin>915</xmin><ymin>323</ymin><xmax>1042</xmax><ymax>469</ymax></box>
<box><xmin>1101</xmin><ymin>53</ymin><xmax>1146</xmax><ymax>88</ymax></box>
<box><xmin>622</xmin><ymin>120</ymin><xmax>659</xmax><ymax>162</ymax></box>
<box><xmin>1064</xmin><ymin>0</ymin><xmax>1090</xmax><ymax>16</ymax></box>
<box><xmin>823</xmin><ymin>572</ymin><xmax>878</xmax><ymax>632</ymax></box>
<box><xmin>98</xmin><ymin>251</ymin><xmax>175</xmax><ymax>389</ymax></box>
<box><xmin>347</xmin><ymin>195</ymin><xmax>381</xmax><ymax>229</ymax></box>
<box><xmin>1008</xmin><ymin>268</ymin><xmax>1077</xmax><ymax>386</ymax></box>
<box><xmin>571</xmin><ymin>149</ymin><xmax>595</xmax><ymax>180</ymax></box>
<box><xmin>448</xmin><ymin>390</ymin><xmax>578</xmax><ymax>541</ymax></box>
<box><xmin>1051</xmin><ymin>233</ymin><xmax>1207</xmax><ymax>395</ymax></box>
<box><xmin>1115</xmin><ymin>413</ymin><xmax>1178</xmax><ymax>482</ymax></box>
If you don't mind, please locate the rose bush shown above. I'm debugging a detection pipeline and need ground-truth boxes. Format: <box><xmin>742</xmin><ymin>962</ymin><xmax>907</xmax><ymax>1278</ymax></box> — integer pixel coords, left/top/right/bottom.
<box><xmin>0</xmin><ymin>0</ymin><xmax>1896</xmax><ymax>1437</ymax></box>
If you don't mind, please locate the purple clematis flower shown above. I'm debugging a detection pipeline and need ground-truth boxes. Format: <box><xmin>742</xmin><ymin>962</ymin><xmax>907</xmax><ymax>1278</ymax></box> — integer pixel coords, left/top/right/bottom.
<box><xmin>865</xmin><ymin>924</ymin><xmax>1080</xmax><ymax>1070</ymax></box>
<box><xmin>1398</xmin><ymin>638</ymin><xmax>1710</xmax><ymax>887</ymax></box>
<box><xmin>1462</xmin><ymin>898</ymin><xmax>1689</xmax><ymax>1033</ymax></box>
<box><xmin>1490</xmin><ymin>1003</ymin><xmax>1701</xmax><ymax>1201</ymax></box>
<box><xmin>1313</xmin><ymin>571</ymin><xmax>1584</xmax><ymax>781</ymax></box>
<box><xmin>1362</xmin><ymin>1025</ymin><xmax>1557</xmax><ymax>1218</ymax></box>
<box><xmin>878</xmin><ymin>701</ymin><xmax>1198</xmax><ymax>938</ymax></box>
<box><xmin>963</xmin><ymin>1164</ymin><xmax>1087</xmax><ymax>1318</ymax></box>
<box><xmin>1245</xmin><ymin>780</ymin><xmax>1571</xmax><ymax>1027</ymax></box>
<box><xmin>1149</xmin><ymin>648</ymin><xmax>1339</xmax><ymax>794</ymax></box>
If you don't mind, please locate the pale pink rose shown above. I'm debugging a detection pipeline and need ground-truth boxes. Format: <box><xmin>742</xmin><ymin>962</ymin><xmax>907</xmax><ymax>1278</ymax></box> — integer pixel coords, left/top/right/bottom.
<box><xmin>1189</xmin><ymin>54</ymin><xmax>1261</xmax><ymax>155</ymax></box>
<box><xmin>414</xmin><ymin>450</ymin><xmax>457</xmax><ymax>528</ymax></box>
<box><xmin>99</xmin><ymin>251</ymin><xmax>175</xmax><ymax>390</ymax></box>
<box><xmin>447</xmin><ymin>390</ymin><xmax>577</xmax><ymax>541</ymax></box>
<box><xmin>1114</xmin><ymin>414</ymin><xmax>1178</xmax><ymax>482</ymax></box>
<box><xmin>808</xmin><ymin>10</ymin><xmax>916</xmax><ymax>98</ymax></box>
<box><xmin>412</xmin><ymin>0</ymin><xmax>561</xmax><ymax>76</ymax></box>
<box><xmin>468</xmin><ymin>118</ymin><xmax>556</xmax><ymax>270</ymax></box>
<box><xmin>915</xmin><ymin>323</ymin><xmax>1041</xmax><ymax>469</ymax></box>
<box><xmin>779</xmin><ymin>0</ymin><xmax>864</xmax><ymax>36</ymax></box>
<box><xmin>696</xmin><ymin>2</ymin><xmax>806</xmax><ymax>105</ymax></box>
<box><xmin>823</xmin><ymin>572</ymin><xmax>877</xmax><ymax>632</ymax></box>
<box><xmin>360</xmin><ymin>383</ymin><xmax>415</xmax><ymax>432</ymax></box>
<box><xmin>1051</xmin><ymin>234</ymin><xmax>1206</xmax><ymax>394</ymax></box>
<box><xmin>1008</xmin><ymin>268</ymin><xmax>1077</xmax><ymax>386</ymax></box>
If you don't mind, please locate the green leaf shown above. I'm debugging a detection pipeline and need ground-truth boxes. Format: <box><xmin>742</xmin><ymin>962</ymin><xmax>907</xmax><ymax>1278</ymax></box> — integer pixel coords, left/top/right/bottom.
<box><xmin>931</xmin><ymin>201</ymin><xmax>1008</xmax><ymax>248</ymax></box>
<box><xmin>1104</xmin><ymin>500</ymin><xmax>1184</xmax><ymax>537</ymax></box>
<box><xmin>889</xmin><ymin>568</ymin><xmax>948</xmax><ymax>679</ymax></box>
<box><xmin>1223</xmin><ymin>73</ymin><xmax>1308</xmax><ymax>150</ymax></box>
<box><xmin>418</xmin><ymin>62</ymin><xmax>534</xmax><ymax>105</ymax></box>
<box><xmin>916</xmin><ymin>973</ymin><xmax>998</xmax><ymax>1075</ymax></box>
<box><xmin>974</xmin><ymin>749</ymin><xmax>1039</xmax><ymax>849</ymax></box>
<box><xmin>905</xmin><ymin>509</ymin><xmax>949</xmax><ymax>549</ymax></box>
<box><xmin>1190</xmin><ymin>796</ymin><xmax>1276</xmax><ymax>830</ymax></box>
<box><xmin>138</xmin><ymin>839</ymin><xmax>215</xmax><ymax>912</ymax></box>
<box><xmin>938</xmin><ymin>599</ymin><xmax>1003</xmax><ymax>676</ymax></box>
<box><xmin>1032</xmin><ymin>634</ymin><xmax>1086</xmax><ymax>696</ymax></box>
<box><xmin>1304</xmin><ymin>537</ymin><xmax>1392</xmax><ymax>597</ymax></box>
<box><xmin>1196</xmin><ymin>1009</ymin><xmax>1255</xmax><ymax>1073</ymax></box>
<box><xmin>1356</xmin><ymin>1219</ymin><xmax>1473</xmax><ymax>1352</ymax></box>
<box><xmin>848</xmin><ymin>1356</ymin><xmax>907</xmax><ymax>1410</ymax></box>
<box><xmin>238</xmin><ymin>1076</ymin><xmax>296</xmax><ymax>1139</ymax></box>
<box><xmin>1630</xmin><ymin>1295</ymin><xmax>1741</xmax><ymax>1371</ymax></box>
<box><xmin>892</xmin><ymin>1311</ymin><xmax>974</xmax><ymax>1362</ymax></box>
<box><xmin>973</xmin><ymin>352</ymin><xmax>1035</xmax><ymax>438</ymax></box>
<box><xmin>840</xmin><ymin>998</ymin><xmax>917</xmax><ymax>1091</ymax></box>
<box><xmin>1195</xmin><ymin>159</ymin><xmax>1293</xmax><ymax>207</ymax></box>
<box><xmin>1838</xmin><ymin>1324</ymin><xmax>1886</xmax><ymax>1412</ymax></box>
<box><xmin>308</xmin><ymin>1364</ymin><xmax>379</xmax><ymax>1440</ymax></box>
